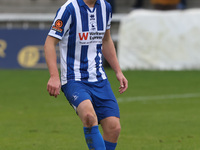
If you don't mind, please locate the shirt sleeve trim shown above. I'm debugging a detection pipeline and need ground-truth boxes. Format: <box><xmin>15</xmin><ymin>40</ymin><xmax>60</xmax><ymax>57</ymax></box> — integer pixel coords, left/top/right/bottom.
<box><xmin>48</xmin><ymin>33</ymin><xmax>62</xmax><ymax>40</ymax></box>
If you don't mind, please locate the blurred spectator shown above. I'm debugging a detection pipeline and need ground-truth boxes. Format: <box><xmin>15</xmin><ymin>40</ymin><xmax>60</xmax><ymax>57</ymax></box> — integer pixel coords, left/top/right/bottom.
<box><xmin>107</xmin><ymin>0</ymin><xmax>115</xmax><ymax>13</ymax></box>
<box><xmin>177</xmin><ymin>0</ymin><xmax>187</xmax><ymax>9</ymax></box>
<box><xmin>151</xmin><ymin>0</ymin><xmax>181</xmax><ymax>10</ymax></box>
<box><xmin>132</xmin><ymin>0</ymin><xmax>144</xmax><ymax>9</ymax></box>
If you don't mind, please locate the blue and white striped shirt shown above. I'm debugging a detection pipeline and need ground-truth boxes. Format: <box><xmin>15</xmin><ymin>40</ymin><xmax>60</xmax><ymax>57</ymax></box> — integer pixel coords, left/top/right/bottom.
<box><xmin>48</xmin><ymin>0</ymin><xmax>112</xmax><ymax>85</ymax></box>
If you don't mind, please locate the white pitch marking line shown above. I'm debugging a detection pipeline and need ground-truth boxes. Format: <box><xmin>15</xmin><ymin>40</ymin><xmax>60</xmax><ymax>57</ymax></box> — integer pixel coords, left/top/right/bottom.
<box><xmin>117</xmin><ymin>93</ymin><xmax>200</xmax><ymax>103</ymax></box>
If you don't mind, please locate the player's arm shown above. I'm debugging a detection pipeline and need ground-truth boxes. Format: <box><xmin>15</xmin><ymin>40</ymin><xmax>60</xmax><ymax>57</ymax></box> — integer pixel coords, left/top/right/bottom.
<box><xmin>102</xmin><ymin>29</ymin><xmax>128</xmax><ymax>94</ymax></box>
<box><xmin>44</xmin><ymin>35</ymin><xmax>61</xmax><ymax>98</ymax></box>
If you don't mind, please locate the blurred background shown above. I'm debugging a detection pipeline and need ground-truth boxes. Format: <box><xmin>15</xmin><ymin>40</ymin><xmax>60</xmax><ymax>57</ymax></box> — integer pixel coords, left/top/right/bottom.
<box><xmin>1</xmin><ymin>0</ymin><xmax>200</xmax><ymax>70</ymax></box>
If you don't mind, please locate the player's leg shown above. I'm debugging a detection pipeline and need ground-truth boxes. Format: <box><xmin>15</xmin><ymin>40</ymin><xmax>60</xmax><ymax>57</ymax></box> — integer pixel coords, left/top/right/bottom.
<box><xmin>77</xmin><ymin>100</ymin><xmax>106</xmax><ymax>150</ymax></box>
<box><xmin>61</xmin><ymin>81</ymin><xmax>106</xmax><ymax>150</ymax></box>
<box><xmin>77</xmin><ymin>99</ymin><xmax>98</xmax><ymax>127</ymax></box>
<box><xmin>100</xmin><ymin>117</ymin><xmax>121</xmax><ymax>150</ymax></box>
<box><xmin>100</xmin><ymin>116</ymin><xmax>121</xmax><ymax>143</ymax></box>
<box><xmin>89</xmin><ymin>79</ymin><xmax>120</xmax><ymax>150</ymax></box>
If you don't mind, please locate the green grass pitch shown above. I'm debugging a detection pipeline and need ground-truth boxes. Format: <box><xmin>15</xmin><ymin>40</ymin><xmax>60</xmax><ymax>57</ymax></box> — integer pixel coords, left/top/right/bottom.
<box><xmin>0</xmin><ymin>69</ymin><xmax>200</xmax><ymax>150</ymax></box>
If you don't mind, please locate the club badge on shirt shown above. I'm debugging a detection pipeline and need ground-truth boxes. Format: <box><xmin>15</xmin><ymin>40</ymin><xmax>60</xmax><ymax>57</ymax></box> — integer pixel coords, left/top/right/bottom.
<box><xmin>89</xmin><ymin>14</ymin><xmax>97</xmax><ymax>31</ymax></box>
<box><xmin>52</xmin><ymin>19</ymin><xmax>63</xmax><ymax>33</ymax></box>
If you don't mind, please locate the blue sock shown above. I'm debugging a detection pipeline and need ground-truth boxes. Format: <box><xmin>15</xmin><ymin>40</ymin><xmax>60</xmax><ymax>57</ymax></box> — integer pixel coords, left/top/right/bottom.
<box><xmin>83</xmin><ymin>125</ymin><xmax>106</xmax><ymax>150</ymax></box>
<box><xmin>104</xmin><ymin>140</ymin><xmax>117</xmax><ymax>150</ymax></box>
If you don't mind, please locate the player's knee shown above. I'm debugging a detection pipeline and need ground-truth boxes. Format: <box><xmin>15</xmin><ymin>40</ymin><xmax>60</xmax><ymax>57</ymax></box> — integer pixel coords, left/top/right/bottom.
<box><xmin>111</xmin><ymin>124</ymin><xmax>121</xmax><ymax>136</ymax></box>
<box><xmin>83</xmin><ymin>113</ymin><xmax>97</xmax><ymax>127</ymax></box>
<box><xmin>106</xmin><ymin>123</ymin><xmax>121</xmax><ymax>138</ymax></box>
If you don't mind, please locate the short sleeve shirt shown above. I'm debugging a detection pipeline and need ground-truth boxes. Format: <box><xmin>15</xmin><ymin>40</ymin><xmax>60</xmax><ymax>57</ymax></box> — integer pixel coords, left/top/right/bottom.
<box><xmin>48</xmin><ymin>0</ymin><xmax>112</xmax><ymax>85</ymax></box>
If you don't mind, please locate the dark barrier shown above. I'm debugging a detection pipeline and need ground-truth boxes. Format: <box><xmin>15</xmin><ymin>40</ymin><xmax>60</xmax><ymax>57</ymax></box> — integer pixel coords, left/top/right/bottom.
<box><xmin>0</xmin><ymin>29</ymin><xmax>59</xmax><ymax>69</ymax></box>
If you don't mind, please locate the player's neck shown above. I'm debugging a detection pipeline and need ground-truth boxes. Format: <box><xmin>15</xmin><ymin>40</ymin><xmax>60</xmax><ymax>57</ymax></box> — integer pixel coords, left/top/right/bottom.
<box><xmin>83</xmin><ymin>0</ymin><xmax>97</xmax><ymax>8</ymax></box>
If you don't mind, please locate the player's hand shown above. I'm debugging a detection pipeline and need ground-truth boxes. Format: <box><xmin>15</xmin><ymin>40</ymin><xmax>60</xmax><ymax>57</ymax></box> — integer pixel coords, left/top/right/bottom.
<box><xmin>47</xmin><ymin>76</ymin><xmax>61</xmax><ymax>98</ymax></box>
<box><xmin>116</xmin><ymin>72</ymin><xmax>128</xmax><ymax>94</ymax></box>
